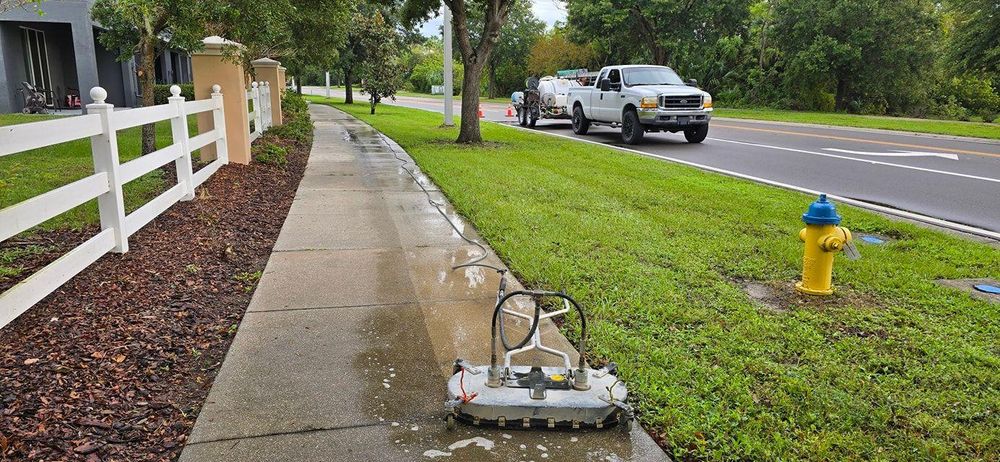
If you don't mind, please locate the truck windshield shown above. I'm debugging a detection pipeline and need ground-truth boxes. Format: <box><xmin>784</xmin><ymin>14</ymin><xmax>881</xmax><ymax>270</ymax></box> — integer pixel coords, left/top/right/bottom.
<box><xmin>623</xmin><ymin>67</ymin><xmax>685</xmax><ymax>86</ymax></box>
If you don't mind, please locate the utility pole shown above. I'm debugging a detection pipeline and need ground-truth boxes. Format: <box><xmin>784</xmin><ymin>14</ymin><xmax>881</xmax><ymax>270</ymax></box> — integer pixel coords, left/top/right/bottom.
<box><xmin>325</xmin><ymin>71</ymin><xmax>330</xmax><ymax>98</ymax></box>
<box><xmin>443</xmin><ymin>4</ymin><xmax>454</xmax><ymax>126</ymax></box>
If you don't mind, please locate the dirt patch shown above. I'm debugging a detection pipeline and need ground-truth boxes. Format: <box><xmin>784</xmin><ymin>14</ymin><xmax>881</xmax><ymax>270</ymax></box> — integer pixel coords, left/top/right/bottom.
<box><xmin>0</xmin><ymin>114</ymin><xmax>310</xmax><ymax>460</ymax></box>
<box><xmin>739</xmin><ymin>279</ymin><xmax>881</xmax><ymax>313</ymax></box>
<box><xmin>936</xmin><ymin>278</ymin><xmax>1000</xmax><ymax>304</ymax></box>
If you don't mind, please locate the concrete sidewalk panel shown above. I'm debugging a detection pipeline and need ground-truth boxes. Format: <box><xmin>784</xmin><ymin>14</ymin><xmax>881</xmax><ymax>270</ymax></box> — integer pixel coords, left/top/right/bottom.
<box><xmin>403</xmin><ymin>246</ymin><xmax>505</xmax><ymax>303</ymax></box>
<box><xmin>248</xmin><ymin>249</ymin><xmax>415</xmax><ymax>311</ymax></box>
<box><xmin>186</xmin><ymin>304</ymin><xmax>442</xmax><ymax>444</ymax></box>
<box><xmin>273</xmin><ymin>212</ymin><xmax>399</xmax><ymax>252</ymax></box>
<box><xmin>286</xmin><ymin>189</ymin><xmax>385</xmax><ymax>215</ymax></box>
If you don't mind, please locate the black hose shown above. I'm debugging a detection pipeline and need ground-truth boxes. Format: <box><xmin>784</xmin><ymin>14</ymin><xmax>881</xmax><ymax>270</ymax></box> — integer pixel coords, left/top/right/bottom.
<box><xmin>490</xmin><ymin>290</ymin><xmax>589</xmax><ymax>372</ymax></box>
<box><xmin>379</xmin><ymin>133</ymin><xmax>504</xmax><ymax>273</ymax></box>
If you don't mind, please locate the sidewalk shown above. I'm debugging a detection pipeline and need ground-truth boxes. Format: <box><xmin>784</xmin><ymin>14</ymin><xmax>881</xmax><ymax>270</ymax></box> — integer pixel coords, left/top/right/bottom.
<box><xmin>179</xmin><ymin>104</ymin><xmax>667</xmax><ymax>461</ymax></box>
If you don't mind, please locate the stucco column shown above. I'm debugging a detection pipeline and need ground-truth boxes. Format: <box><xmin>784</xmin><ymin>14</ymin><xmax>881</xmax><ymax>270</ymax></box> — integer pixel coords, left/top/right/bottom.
<box><xmin>191</xmin><ymin>36</ymin><xmax>251</xmax><ymax>164</ymax></box>
<box><xmin>251</xmin><ymin>58</ymin><xmax>284</xmax><ymax>126</ymax></box>
<box><xmin>277</xmin><ymin>66</ymin><xmax>286</xmax><ymax>94</ymax></box>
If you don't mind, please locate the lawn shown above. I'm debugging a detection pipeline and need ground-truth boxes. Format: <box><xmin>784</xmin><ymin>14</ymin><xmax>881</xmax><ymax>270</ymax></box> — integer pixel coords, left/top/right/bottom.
<box><xmin>309</xmin><ymin>96</ymin><xmax>999</xmax><ymax>461</ymax></box>
<box><xmin>714</xmin><ymin>107</ymin><xmax>1000</xmax><ymax>140</ymax></box>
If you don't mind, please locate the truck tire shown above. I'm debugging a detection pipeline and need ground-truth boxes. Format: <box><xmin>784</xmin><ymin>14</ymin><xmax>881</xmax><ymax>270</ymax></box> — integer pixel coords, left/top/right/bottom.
<box><xmin>621</xmin><ymin>110</ymin><xmax>644</xmax><ymax>145</ymax></box>
<box><xmin>572</xmin><ymin>105</ymin><xmax>590</xmax><ymax>135</ymax></box>
<box><xmin>684</xmin><ymin>124</ymin><xmax>709</xmax><ymax>143</ymax></box>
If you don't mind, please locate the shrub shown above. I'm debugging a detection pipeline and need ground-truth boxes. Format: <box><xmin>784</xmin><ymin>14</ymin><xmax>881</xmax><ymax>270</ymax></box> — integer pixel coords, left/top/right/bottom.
<box><xmin>266</xmin><ymin>117</ymin><xmax>313</xmax><ymax>144</ymax></box>
<box><xmin>153</xmin><ymin>83</ymin><xmax>194</xmax><ymax>105</ymax></box>
<box><xmin>254</xmin><ymin>142</ymin><xmax>287</xmax><ymax>167</ymax></box>
<box><xmin>282</xmin><ymin>91</ymin><xmax>308</xmax><ymax>115</ymax></box>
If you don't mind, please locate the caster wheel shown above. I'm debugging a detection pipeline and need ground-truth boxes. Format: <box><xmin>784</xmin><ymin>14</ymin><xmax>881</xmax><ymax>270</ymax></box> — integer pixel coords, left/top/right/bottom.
<box><xmin>619</xmin><ymin>414</ymin><xmax>633</xmax><ymax>432</ymax></box>
<box><xmin>446</xmin><ymin>414</ymin><xmax>456</xmax><ymax>431</ymax></box>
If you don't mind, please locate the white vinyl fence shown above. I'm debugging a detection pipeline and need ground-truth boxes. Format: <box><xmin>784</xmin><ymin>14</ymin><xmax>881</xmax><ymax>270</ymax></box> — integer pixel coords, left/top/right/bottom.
<box><xmin>0</xmin><ymin>84</ymin><xmax>231</xmax><ymax>329</ymax></box>
<box><xmin>248</xmin><ymin>81</ymin><xmax>273</xmax><ymax>142</ymax></box>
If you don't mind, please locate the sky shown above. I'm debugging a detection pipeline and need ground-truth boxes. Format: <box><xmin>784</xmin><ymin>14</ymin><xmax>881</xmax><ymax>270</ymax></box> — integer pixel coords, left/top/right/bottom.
<box><xmin>417</xmin><ymin>1</ymin><xmax>568</xmax><ymax>37</ymax></box>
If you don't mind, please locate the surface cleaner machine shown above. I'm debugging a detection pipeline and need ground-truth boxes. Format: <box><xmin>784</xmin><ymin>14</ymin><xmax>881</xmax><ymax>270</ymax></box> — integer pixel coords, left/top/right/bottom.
<box><xmin>445</xmin><ymin>273</ymin><xmax>633</xmax><ymax>431</ymax></box>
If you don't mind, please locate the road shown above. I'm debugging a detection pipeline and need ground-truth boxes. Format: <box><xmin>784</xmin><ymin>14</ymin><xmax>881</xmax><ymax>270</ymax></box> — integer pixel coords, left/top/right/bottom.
<box><xmin>304</xmin><ymin>87</ymin><xmax>1000</xmax><ymax>236</ymax></box>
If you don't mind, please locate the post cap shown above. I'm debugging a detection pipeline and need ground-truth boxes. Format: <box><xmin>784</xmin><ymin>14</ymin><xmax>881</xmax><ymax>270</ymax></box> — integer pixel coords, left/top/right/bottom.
<box><xmin>251</xmin><ymin>81</ymin><xmax>258</xmax><ymax>88</ymax></box>
<box><xmin>89</xmin><ymin>87</ymin><xmax>107</xmax><ymax>104</ymax></box>
<box><xmin>211</xmin><ymin>84</ymin><xmax>222</xmax><ymax>94</ymax></box>
<box><xmin>169</xmin><ymin>85</ymin><xmax>182</xmax><ymax>97</ymax></box>
<box><xmin>802</xmin><ymin>194</ymin><xmax>842</xmax><ymax>225</ymax></box>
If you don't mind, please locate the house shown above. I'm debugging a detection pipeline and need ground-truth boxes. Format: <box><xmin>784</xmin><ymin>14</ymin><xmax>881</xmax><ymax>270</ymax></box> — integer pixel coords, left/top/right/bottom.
<box><xmin>0</xmin><ymin>0</ymin><xmax>192</xmax><ymax>113</ymax></box>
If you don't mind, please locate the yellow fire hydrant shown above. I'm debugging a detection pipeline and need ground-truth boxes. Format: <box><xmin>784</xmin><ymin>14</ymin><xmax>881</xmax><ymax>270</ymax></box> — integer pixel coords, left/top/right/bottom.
<box><xmin>796</xmin><ymin>194</ymin><xmax>858</xmax><ymax>296</ymax></box>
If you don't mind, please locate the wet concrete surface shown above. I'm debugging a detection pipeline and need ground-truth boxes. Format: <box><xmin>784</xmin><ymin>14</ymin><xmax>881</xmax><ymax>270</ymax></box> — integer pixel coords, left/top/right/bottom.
<box><xmin>180</xmin><ymin>104</ymin><xmax>668</xmax><ymax>461</ymax></box>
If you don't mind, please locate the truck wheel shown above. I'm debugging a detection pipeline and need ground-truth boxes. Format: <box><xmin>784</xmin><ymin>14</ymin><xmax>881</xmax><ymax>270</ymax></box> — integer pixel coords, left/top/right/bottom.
<box><xmin>621</xmin><ymin>110</ymin><xmax>644</xmax><ymax>145</ymax></box>
<box><xmin>572</xmin><ymin>106</ymin><xmax>590</xmax><ymax>135</ymax></box>
<box><xmin>684</xmin><ymin>124</ymin><xmax>709</xmax><ymax>143</ymax></box>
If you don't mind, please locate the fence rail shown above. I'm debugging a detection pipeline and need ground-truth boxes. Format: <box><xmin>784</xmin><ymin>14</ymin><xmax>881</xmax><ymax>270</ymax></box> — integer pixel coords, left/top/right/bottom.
<box><xmin>0</xmin><ymin>84</ymin><xmax>231</xmax><ymax>329</ymax></box>
<box><xmin>248</xmin><ymin>81</ymin><xmax>272</xmax><ymax>142</ymax></box>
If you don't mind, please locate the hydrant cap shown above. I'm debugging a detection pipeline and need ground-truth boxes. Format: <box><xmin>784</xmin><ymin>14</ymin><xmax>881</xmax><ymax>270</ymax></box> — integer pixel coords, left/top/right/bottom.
<box><xmin>802</xmin><ymin>194</ymin><xmax>842</xmax><ymax>225</ymax></box>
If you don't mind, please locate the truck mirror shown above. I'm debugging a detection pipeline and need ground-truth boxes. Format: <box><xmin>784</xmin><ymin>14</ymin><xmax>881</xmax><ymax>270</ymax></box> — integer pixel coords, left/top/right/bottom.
<box><xmin>686</xmin><ymin>79</ymin><xmax>698</xmax><ymax>87</ymax></box>
<box><xmin>600</xmin><ymin>78</ymin><xmax>611</xmax><ymax>92</ymax></box>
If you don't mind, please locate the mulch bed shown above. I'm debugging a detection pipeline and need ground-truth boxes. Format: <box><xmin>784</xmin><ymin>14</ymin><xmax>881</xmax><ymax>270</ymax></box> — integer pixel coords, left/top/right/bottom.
<box><xmin>0</xmin><ymin>123</ymin><xmax>311</xmax><ymax>461</ymax></box>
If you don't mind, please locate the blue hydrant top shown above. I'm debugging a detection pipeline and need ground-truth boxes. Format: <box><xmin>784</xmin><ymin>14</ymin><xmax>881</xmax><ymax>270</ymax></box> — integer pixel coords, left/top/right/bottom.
<box><xmin>802</xmin><ymin>194</ymin><xmax>842</xmax><ymax>225</ymax></box>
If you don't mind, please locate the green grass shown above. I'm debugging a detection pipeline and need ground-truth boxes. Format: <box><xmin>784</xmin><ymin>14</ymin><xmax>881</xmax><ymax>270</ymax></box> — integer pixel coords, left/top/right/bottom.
<box><xmin>714</xmin><ymin>107</ymin><xmax>1000</xmax><ymax>140</ymax></box>
<box><xmin>395</xmin><ymin>90</ymin><xmax>511</xmax><ymax>105</ymax></box>
<box><xmin>308</xmin><ymin>96</ymin><xmax>999</xmax><ymax>461</ymax></box>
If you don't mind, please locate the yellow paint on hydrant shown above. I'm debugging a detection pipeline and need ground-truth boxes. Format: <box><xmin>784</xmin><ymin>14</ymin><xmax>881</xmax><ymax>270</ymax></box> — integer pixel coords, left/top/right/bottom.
<box><xmin>796</xmin><ymin>194</ymin><xmax>855</xmax><ymax>296</ymax></box>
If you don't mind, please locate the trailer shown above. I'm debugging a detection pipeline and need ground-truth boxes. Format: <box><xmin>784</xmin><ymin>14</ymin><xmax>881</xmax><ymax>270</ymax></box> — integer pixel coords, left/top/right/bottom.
<box><xmin>511</xmin><ymin>76</ymin><xmax>582</xmax><ymax>127</ymax></box>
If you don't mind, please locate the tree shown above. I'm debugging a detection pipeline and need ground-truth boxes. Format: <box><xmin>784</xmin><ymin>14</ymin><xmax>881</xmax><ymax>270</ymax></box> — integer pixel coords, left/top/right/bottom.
<box><xmin>356</xmin><ymin>11</ymin><xmax>404</xmax><ymax>114</ymax></box>
<box><xmin>92</xmin><ymin>0</ymin><xmax>213</xmax><ymax>154</ymax></box>
<box><xmin>406</xmin><ymin>38</ymin><xmax>464</xmax><ymax>95</ymax></box>
<box><xmin>527</xmin><ymin>29</ymin><xmax>596</xmax><ymax>76</ymax></box>
<box><xmin>0</xmin><ymin>0</ymin><xmax>41</xmax><ymax>14</ymax></box>
<box><xmin>947</xmin><ymin>0</ymin><xmax>1000</xmax><ymax>75</ymax></box>
<box><xmin>463</xmin><ymin>0</ymin><xmax>545</xmax><ymax>98</ymax></box>
<box><xmin>403</xmin><ymin>0</ymin><xmax>516</xmax><ymax>143</ymax></box>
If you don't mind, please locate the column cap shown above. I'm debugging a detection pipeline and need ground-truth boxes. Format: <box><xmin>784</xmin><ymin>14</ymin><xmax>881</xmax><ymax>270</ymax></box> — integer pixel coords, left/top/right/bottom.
<box><xmin>251</xmin><ymin>57</ymin><xmax>281</xmax><ymax>68</ymax></box>
<box><xmin>195</xmin><ymin>36</ymin><xmax>244</xmax><ymax>56</ymax></box>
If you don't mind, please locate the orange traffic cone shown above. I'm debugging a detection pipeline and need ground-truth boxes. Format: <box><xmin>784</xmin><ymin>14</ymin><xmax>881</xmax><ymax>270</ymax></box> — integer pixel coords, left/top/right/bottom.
<box><xmin>478</xmin><ymin>104</ymin><xmax>485</xmax><ymax>119</ymax></box>
<box><xmin>506</xmin><ymin>105</ymin><xmax>514</xmax><ymax>117</ymax></box>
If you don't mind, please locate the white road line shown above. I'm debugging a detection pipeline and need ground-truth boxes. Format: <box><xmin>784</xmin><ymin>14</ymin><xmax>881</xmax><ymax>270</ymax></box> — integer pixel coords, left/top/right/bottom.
<box><xmin>822</xmin><ymin>148</ymin><xmax>959</xmax><ymax>160</ymax></box>
<box><xmin>709</xmin><ymin>138</ymin><xmax>1000</xmax><ymax>184</ymax></box>
<box><xmin>501</xmin><ymin>125</ymin><xmax>1000</xmax><ymax>241</ymax></box>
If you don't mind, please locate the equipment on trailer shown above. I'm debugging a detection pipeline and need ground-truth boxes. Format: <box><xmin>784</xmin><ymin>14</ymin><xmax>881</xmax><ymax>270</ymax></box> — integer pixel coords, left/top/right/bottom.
<box><xmin>511</xmin><ymin>76</ymin><xmax>581</xmax><ymax>127</ymax></box>
<box><xmin>445</xmin><ymin>273</ymin><xmax>633</xmax><ymax>431</ymax></box>
<box><xmin>19</xmin><ymin>82</ymin><xmax>49</xmax><ymax>114</ymax></box>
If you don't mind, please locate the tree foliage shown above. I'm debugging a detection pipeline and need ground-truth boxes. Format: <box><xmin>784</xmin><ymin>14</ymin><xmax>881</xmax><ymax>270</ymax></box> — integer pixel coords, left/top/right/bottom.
<box><xmin>564</xmin><ymin>0</ymin><xmax>1000</xmax><ymax>121</ymax></box>
<box><xmin>527</xmin><ymin>29</ymin><xmax>596</xmax><ymax>76</ymax></box>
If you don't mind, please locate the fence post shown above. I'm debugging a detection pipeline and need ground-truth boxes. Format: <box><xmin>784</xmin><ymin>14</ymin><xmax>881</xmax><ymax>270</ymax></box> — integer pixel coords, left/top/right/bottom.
<box><xmin>252</xmin><ymin>57</ymin><xmax>285</xmax><ymax>126</ymax></box>
<box><xmin>211</xmin><ymin>84</ymin><xmax>229</xmax><ymax>164</ymax></box>
<box><xmin>86</xmin><ymin>87</ymin><xmax>128</xmax><ymax>253</ymax></box>
<box><xmin>168</xmin><ymin>85</ymin><xmax>195</xmax><ymax>201</ymax></box>
<box><xmin>263</xmin><ymin>82</ymin><xmax>271</xmax><ymax>130</ymax></box>
<box><xmin>251</xmin><ymin>81</ymin><xmax>263</xmax><ymax>137</ymax></box>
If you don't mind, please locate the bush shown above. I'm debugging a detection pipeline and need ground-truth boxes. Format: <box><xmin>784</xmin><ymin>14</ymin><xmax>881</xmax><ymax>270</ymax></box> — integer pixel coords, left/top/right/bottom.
<box><xmin>153</xmin><ymin>84</ymin><xmax>194</xmax><ymax>105</ymax></box>
<box><xmin>282</xmin><ymin>91</ymin><xmax>308</xmax><ymax>115</ymax></box>
<box><xmin>254</xmin><ymin>142</ymin><xmax>288</xmax><ymax>167</ymax></box>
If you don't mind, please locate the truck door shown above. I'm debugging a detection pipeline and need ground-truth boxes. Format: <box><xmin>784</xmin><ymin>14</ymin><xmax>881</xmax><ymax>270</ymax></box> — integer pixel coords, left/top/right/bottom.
<box><xmin>598</xmin><ymin>69</ymin><xmax>622</xmax><ymax>122</ymax></box>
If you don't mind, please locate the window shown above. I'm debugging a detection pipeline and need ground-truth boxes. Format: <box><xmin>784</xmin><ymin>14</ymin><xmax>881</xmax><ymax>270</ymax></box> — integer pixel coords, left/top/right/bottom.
<box><xmin>21</xmin><ymin>27</ymin><xmax>52</xmax><ymax>94</ymax></box>
<box><xmin>622</xmin><ymin>67</ymin><xmax>685</xmax><ymax>87</ymax></box>
<box><xmin>608</xmin><ymin>69</ymin><xmax>621</xmax><ymax>84</ymax></box>
<box><xmin>595</xmin><ymin>69</ymin><xmax>608</xmax><ymax>87</ymax></box>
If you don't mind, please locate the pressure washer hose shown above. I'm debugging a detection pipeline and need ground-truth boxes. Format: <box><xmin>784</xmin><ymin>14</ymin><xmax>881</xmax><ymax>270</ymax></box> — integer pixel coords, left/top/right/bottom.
<box><xmin>490</xmin><ymin>290</ymin><xmax>588</xmax><ymax>373</ymax></box>
<box><xmin>379</xmin><ymin>133</ymin><xmax>505</xmax><ymax>274</ymax></box>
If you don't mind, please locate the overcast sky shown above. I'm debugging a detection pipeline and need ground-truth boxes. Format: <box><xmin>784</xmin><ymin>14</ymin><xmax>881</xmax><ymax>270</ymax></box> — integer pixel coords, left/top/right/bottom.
<box><xmin>417</xmin><ymin>1</ymin><xmax>568</xmax><ymax>37</ymax></box>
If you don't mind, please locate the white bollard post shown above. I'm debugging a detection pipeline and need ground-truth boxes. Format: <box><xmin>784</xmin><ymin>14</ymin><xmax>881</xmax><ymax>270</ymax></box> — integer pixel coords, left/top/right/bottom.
<box><xmin>211</xmin><ymin>84</ymin><xmax>230</xmax><ymax>164</ymax></box>
<box><xmin>86</xmin><ymin>87</ymin><xmax>129</xmax><ymax>253</ymax></box>
<box><xmin>168</xmin><ymin>85</ymin><xmax>195</xmax><ymax>201</ymax></box>
<box><xmin>325</xmin><ymin>71</ymin><xmax>330</xmax><ymax>98</ymax></box>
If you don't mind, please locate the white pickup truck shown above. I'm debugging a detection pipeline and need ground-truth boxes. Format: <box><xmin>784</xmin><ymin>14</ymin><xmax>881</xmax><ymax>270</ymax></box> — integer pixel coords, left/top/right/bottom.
<box><xmin>566</xmin><ymin>65</ymin><xmax>713</xmax><ymax>145</ymax></box>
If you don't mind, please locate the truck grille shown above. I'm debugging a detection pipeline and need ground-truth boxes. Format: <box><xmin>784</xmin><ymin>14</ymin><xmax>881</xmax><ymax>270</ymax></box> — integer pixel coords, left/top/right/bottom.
<box><xmin>659</xmin><ymin>95</ymin><xmax>703</xmax><ymax>110</ymax></box>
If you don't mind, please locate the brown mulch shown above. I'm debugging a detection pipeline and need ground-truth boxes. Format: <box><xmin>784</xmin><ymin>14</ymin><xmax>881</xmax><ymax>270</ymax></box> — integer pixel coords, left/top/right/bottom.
<box><xmin>0</xmin><ymin>126</ymin><xmax>311</xmax><ymax>461</ymax></box>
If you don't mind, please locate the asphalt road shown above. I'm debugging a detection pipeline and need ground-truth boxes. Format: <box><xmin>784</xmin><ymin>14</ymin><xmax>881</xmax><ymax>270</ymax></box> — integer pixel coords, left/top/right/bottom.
<box><xmin>304</xmin><ymin>87</ymin><xmax>1000</xmax><ymax>235</ymax></box>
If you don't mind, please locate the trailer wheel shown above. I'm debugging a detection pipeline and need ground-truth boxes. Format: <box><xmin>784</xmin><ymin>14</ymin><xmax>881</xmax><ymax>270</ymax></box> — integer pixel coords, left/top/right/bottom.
<box><xmin>572</xmin><ymin>105</ymin><xmax>590</xmax><ymax>135</ymax></box>
<box><xmin>528</xmin><ymin>111</ymin><xmax>538</xmax><ymax>128</ymax></box>
<box><xmin>519</xmin><ymin>107</ymin><xmax>529</xmax><ymax>127</ymax></box>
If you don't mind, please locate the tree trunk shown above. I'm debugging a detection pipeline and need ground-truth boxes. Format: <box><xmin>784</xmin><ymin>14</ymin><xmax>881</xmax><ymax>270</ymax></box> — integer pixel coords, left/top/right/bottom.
<box><xmin>139</xmin><ymin>38</ymin><xmax>157</xmax><ymax>155</ymax></box>
<box><xmin>835</xmin><ymin>77</ymin><xmax>849</xmax><ymax>111</ymax></box>
<box><xmin>457</xmin><ymin>62</ymin><xmax>484</xmax><ymax>143</ymax></box>
<box><xmin>295</xmin><ymin>78</ymin><xmax>302</xmax><ymax>95</ymax></box>
<box><xmin>488</xmin><ymin>63</ymin><xmax>497</xmax><ymax>99</ymax></box>
<box><xmin>344</xmin><ymin>67</ymin><xmax>354</xmax><ymax>104</ymax></box>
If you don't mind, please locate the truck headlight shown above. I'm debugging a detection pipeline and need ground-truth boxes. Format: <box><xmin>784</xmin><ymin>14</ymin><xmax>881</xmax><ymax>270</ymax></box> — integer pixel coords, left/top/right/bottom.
<box><xmin>640</xmin><ymin>97</ymin><xmax>658</xmax><ymax>109</ymax></box>
<box><xmin>703</xmin><ymin>95</ymin><xmax>713</xmax><ymax>108</ymax></box>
